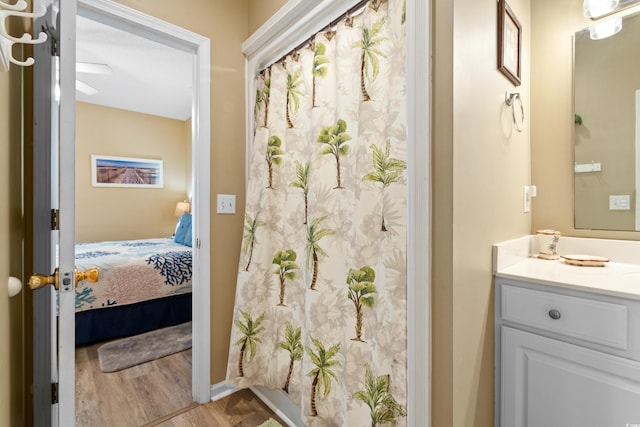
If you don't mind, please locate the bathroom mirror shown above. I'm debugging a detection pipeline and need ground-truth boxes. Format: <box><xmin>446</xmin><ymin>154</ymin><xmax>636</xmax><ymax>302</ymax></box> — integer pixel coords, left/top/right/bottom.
<box><xmin>574</xmin><ymin>10</ymin><xmax>640</xmax><ymax>231</ymax></box>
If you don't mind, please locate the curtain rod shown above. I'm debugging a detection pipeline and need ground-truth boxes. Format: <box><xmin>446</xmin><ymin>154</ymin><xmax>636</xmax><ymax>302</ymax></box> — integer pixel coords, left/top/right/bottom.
<box><xmin>260</xmin><ymin>0</ymin><xmax>371</xmax><ymax>72</ymax></box>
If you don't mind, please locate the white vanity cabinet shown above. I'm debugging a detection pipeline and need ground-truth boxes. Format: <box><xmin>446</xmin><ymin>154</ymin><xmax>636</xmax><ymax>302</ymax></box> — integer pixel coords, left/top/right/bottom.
<box><xmin>495</xmin><ymin>277</ymin><xmax>640</xmax><ymax>427</ymax></box>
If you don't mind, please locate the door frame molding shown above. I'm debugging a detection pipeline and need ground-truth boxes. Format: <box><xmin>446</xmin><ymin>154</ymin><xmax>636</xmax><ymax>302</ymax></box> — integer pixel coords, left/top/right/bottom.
<box><xmin>77</xmin><ymin>0</ymin><xmax>212</xmax><ymax>404</ymax></box>
<box><xmin>242</xmin><ymin>0</ymin><xmax>431</xmax><ymax>425</ymax></box>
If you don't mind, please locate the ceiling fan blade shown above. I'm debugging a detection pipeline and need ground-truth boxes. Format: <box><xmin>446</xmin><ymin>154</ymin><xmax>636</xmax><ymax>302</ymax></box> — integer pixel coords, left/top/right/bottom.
<box><xmin>76</xmin><ymin>80</ymin><xmax>99</xmax><ymax>95</ymax></box>
<box><xmin>76</xmin><ymin>62</ymin><xmax>112</xmax><ymax>75</ymax></box>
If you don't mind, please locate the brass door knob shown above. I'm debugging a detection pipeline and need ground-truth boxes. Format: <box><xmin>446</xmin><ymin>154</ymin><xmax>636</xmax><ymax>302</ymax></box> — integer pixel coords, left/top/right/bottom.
<box><xmin>28</xmin><ymin>269</ymin><xmax>60</xmax><ymax>290</ymax></box>
<box><xmin>28</xmin><ymin>267</ymin><xmax>99</xmax><ymax>291</ymax></box>
<box><xmin>75</xmin><ymin>267</ymin><xmax>99</xmax><ymax>284</ymax></box>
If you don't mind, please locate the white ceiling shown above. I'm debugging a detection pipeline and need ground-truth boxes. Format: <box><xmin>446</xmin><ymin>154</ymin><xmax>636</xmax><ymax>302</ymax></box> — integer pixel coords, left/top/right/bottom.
<box><xmin>76</xmin><ymin>15</ymin><xmax>193</xmax><ymax>121</ymax></box>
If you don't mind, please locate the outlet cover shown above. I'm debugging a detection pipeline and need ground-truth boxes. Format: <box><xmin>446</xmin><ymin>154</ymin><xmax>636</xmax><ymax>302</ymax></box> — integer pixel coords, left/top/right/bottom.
<box><xmin>609</xmin><ymin>195</ymin><xmax>630</xmax><ymax>211</ymax></box>
<box><xmin>217</xmin><ymin>194</ymin><xmax>236</xmax><ymax>214</ymax></box>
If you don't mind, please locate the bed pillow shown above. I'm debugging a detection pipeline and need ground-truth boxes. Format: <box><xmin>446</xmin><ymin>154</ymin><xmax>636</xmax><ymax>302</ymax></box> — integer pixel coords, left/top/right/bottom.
<box><xmin>183</xmin><ymin>222</ymin><xmax>193</xmax><ymax>247</ymax></box>
<box><xmin>174</xmin><ymin>212</ymin><xmax>192</xmax><ymax>245</ymax></box>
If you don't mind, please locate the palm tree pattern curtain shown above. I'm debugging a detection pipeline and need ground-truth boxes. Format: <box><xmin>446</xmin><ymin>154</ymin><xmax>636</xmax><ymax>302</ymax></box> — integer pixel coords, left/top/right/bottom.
<box><xmin>227</xmin><ymin>1</ymin><xmax>407</xmax><ymax>425</ymax></box>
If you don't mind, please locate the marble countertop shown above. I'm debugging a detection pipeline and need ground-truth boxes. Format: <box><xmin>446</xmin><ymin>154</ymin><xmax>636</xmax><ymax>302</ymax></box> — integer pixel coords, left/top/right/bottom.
<box><xmin>493</xmin><ymin>235</ymin><xmax>640</xmax><ymax>300</ymax></box>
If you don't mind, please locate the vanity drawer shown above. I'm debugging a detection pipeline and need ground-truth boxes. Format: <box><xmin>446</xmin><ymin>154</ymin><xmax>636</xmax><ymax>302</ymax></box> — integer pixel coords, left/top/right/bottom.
<box><xmin>501</xmin><ymin>285</ymin><xmax>628</xmax><ymax>350</ymax></box>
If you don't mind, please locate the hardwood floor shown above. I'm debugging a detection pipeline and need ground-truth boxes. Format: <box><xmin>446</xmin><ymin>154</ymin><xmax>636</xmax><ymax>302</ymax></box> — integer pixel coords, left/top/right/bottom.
<box><xmin>152</xmin><ymin>390</ymin><xmax>286</xmax><ymax>427</ymax></box>
<box><xmin>75</xmin><ymin>342</ymin><xmax>285</xmax><ymax>426</ymax></box>
<box><xmin>75</xmin><ymin>342</ymin><xmax>193</xmax><ymax>426</ymax></box>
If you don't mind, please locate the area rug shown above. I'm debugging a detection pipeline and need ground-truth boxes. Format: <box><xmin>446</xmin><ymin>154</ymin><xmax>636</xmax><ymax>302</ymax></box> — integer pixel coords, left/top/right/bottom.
<box><xmin>257</xmin><ymin>419</ymin><xmax>283</xmax><ymax>427</ymax></box>
<box><xmin>98</xmin><ymin>322</ymin><xmax>191</xmax><ymax>373</ymax></box>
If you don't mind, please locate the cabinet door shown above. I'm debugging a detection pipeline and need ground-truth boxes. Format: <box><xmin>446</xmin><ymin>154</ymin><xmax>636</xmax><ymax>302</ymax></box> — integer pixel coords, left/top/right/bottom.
<box><xmin>501</xmin><ymin>326</ymin><xmax>640</xmax><ymax>427</ymax></box>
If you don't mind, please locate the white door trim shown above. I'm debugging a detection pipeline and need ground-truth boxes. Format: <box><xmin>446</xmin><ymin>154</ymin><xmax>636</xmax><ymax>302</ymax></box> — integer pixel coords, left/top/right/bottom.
<box><xmin>242</xmin><ymin>0</ymin><xmax>432</xmax><ymax>425</ymax></box>
<box><xmin>76</xmin><ymin>0</ymin><xmax>212</xmax><ymax>404</ymax></box>
<box><xmin>58</xmin><ymin>0</ymin><xmax>78</xmax><ymax>423</ymax></box>
<box><xmin>405</xmin><ymin>0</ymin><xmax>432</xmax><ymax>424</ymax></box>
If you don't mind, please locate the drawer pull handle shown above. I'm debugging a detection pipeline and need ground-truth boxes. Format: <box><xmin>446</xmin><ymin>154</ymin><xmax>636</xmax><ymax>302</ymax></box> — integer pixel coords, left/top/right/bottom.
<box><xmin>548</xmin><ymin>309</ymin><xmax>561</xmax><ymax>320</ymax></box>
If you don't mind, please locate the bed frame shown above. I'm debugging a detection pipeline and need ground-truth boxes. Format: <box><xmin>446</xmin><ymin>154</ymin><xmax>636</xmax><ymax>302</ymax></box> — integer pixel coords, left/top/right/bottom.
<box><xmin>76</xmin><ymin>293</ymin><xmax>192</xmax><ymax>346</ymax></box>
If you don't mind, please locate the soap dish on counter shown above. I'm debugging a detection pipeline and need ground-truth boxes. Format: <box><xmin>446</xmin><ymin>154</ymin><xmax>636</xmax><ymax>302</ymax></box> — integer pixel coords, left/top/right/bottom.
<box><xmin>560</xmin><ymin>254</ymin><xmax>610</xmax><ymax>267</ymax></box>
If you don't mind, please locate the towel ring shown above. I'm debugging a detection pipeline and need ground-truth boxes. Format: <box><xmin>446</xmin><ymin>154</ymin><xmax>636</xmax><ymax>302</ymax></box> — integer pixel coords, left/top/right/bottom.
<box><xmin>505</xmin><ymin>91</ymin><xmax>525</xmax><ymax>132</ymax></box>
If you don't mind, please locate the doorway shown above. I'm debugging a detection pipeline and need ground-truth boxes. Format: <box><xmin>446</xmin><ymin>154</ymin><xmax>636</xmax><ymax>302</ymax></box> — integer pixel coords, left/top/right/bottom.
<box><xmin>73</xmin><ymin>0</ymin><xmax>211</xmax><ymax>422</ymax></box>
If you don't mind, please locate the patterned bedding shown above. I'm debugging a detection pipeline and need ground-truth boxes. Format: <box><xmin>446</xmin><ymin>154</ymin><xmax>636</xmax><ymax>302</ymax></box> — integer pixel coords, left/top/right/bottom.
<box><xmin>74</xmin><ymin>237</ymin><xmax>192</xmax><ymax>313</ymax></box>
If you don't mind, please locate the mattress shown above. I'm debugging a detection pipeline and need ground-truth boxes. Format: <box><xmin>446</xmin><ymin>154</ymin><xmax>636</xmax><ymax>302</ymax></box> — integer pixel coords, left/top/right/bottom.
<box><xmin>74</xmin><ymin>237</ymin><xmax>192</xmax><ymax>313</ymax></box>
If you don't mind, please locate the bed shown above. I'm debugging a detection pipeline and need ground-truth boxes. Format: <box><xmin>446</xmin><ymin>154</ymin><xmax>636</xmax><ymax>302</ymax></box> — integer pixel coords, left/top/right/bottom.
<box><xmin>74</xmin><ymin>236</ymin><xmax>193</xmax><ymax>346</ymax></box>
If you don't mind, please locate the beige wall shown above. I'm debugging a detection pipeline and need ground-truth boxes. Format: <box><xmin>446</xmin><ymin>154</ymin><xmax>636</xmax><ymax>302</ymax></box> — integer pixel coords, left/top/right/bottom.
<box><xmin>531</xmin><ymin>0</ymin><xmax>640</xmax><ymax>240</ymax></box>
<box><xmin>433</xmin><ymin>0</ymin><xmax>532</xmax><ymax>426</ymax></box>
<box><xmin>112</xmin><ymin>0</ymin><xmax>250</xmax><ymax>383</ymax></box>
<box><xmin>75</xmin><ymin>102</ymin><xmax>190</xmax><ymax>242</ymax></box>
<box><xmin>248</xmin><ymin>0</ymin><xmax>286</xmax><ymax>34</ymax></box>
<box><xmin>184</xmin><ymin>117</ymin><xmax>193</xmax><ymax>201</ymax></box>
<box><xmin>432</xmin><ymin>0</ymin><xmax>454</xmax><ymax>424</ymax></box>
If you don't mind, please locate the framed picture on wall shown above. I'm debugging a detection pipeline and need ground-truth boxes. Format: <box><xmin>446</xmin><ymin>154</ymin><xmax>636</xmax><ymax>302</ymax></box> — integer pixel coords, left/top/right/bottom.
<box><xmin>498</xmin><ymin>0</ymin><xmax>522</xmax><ymax>86</ymax></box>
<box><xmin>91</xmin><ymin>155</ymin><xmax>164</xmax><ymax>188</ymax></box>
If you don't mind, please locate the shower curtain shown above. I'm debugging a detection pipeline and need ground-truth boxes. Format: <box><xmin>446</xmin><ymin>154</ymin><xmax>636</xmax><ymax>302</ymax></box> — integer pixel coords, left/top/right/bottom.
<box><xmin>227</xmin><ymin>1</ymin><xmax>407</xmax><ymax>425</ymax></box>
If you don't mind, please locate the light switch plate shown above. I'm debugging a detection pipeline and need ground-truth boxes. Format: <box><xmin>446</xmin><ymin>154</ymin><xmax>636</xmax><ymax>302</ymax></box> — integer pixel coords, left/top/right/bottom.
<box><xmin>523</xmin><ymin>185</ymin><xmax>537</xmax><ymax>213</ymax></box>
<box><xmin>217</xmin><ymin>194</ymin><xmax>236</xmax><ymax>214</ymax></box>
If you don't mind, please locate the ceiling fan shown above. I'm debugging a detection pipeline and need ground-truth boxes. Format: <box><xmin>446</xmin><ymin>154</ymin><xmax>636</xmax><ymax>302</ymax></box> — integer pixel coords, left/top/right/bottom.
<box><xmin>76</xmin><ymin>61</ymin><xmax>112</xmax><ymax>95</ymax></box>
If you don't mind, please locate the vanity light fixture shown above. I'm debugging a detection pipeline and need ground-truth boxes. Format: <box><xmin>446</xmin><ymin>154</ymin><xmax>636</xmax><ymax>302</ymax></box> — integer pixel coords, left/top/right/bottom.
<box><xmin>584</xmin><ymin>0</ymin><xmax>620</xmax><ymax>17</ymax></box>
<box><xmin>589</xmin><ymin>16</ymin><xmax>623</xmax><ymax>39</ymax></box>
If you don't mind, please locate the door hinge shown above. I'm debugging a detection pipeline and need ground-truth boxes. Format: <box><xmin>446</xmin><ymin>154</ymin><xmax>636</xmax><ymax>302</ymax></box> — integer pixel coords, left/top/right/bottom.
<box><xmin>51</xmin><ymin>209</ymin><xmax>59</xmax><ymax>231</ymax></box>
<box><xmin>51</xmin><ymin>382</ymin><xmax>58</xmax><ymax>404</ymax></box>
<box><xmin>42</xmin><ymin>23</ymin><xmax>58</xmax><ymax>56</ymax></box>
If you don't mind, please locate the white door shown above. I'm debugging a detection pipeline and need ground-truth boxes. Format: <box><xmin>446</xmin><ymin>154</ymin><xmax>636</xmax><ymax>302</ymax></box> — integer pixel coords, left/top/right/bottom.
<box><xmin>501</xmin><ymin>326</ymin><xmax>640</xmax><ymax>427</ymax></box>
<box><xmin>30</xmin><ymin>0</ymin><xmax>79</xmax><ymax>425</ymax></box>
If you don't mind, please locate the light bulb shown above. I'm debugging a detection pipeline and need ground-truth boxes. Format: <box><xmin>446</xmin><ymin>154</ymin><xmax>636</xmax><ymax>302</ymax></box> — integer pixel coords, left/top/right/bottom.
<box><xmin>589</xmin><ymin>17</ymin><xmax>622</xmax><ymax>39</ymax></box>
<box><xmin>583</xmin><ymin>0</ymin><xmax>620</xmax><ymax>17</ymax></box>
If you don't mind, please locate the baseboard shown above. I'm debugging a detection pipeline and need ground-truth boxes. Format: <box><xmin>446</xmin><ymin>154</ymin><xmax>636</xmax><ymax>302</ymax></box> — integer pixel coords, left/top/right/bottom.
<box><xmin>210</xmin><ymin>381</ymin><xmax>237</xmax><ymax>402</ymax></box>
<box><xmin>209</xmin><ymin>381</ymin><xmax>302</xmax><ymax>426</ymax></box>
<box><xmin>250</xmin><ymin>385</ymin><xmax>302</xmax><ymax>427</ymax></box>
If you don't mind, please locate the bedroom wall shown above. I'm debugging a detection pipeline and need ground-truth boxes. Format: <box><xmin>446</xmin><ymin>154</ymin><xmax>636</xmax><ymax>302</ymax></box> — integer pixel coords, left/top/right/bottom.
<box><xmin>184</xmin><ymin>117</ymin><xmax>193</xmax><ymax>202</ymax></box>
<box><xmin>75</xmin><ymin>102</ymin><xmax>190</xmax><ymax>243</ymax></box>
<box><xmin>111</xmin><ymin>0</ymin><xmax>250</xmax><ymax>383</ymax></box>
